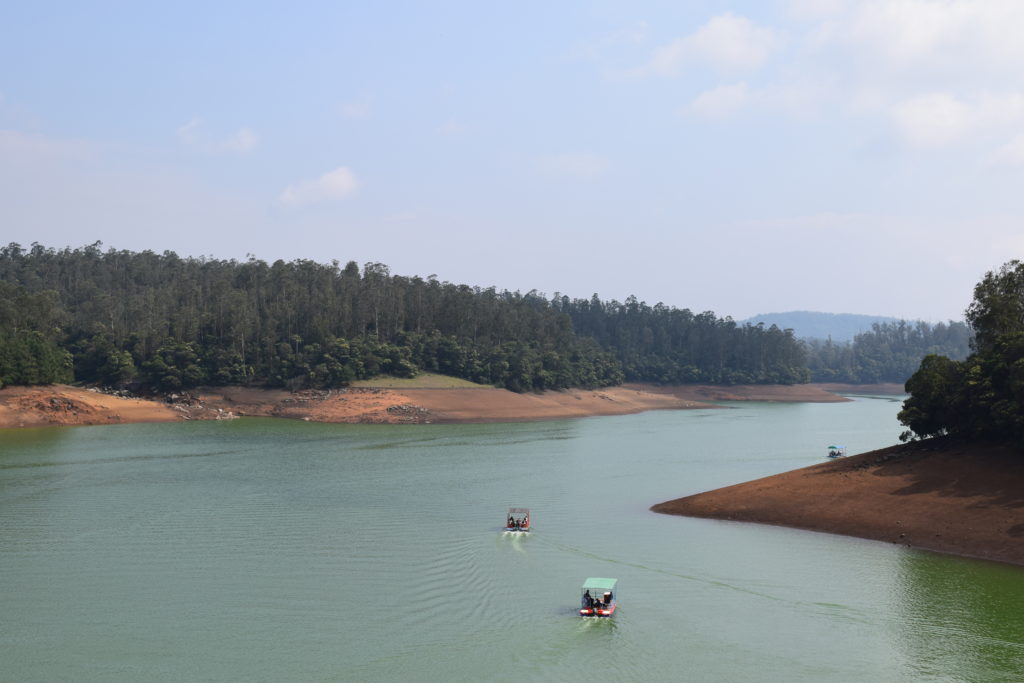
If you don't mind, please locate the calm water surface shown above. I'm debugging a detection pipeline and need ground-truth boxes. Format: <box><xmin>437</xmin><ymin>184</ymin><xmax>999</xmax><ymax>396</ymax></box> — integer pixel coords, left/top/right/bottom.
<box><xmin>3</xmin><ymin>395</ymin><xmax>1024</xmax><ymax>682</ymax></box>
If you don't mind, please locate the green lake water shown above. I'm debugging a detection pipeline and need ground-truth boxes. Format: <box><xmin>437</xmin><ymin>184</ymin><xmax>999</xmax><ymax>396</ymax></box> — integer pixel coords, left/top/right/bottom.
<box><xmin>3</xmin><ymin>395</ymin><xmax>1024</xmax><ymax>682</ymax></box>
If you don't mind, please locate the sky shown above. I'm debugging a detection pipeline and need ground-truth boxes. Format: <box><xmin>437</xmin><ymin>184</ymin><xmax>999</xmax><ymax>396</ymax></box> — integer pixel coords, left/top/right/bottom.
<box><xmin>3</xmin><ymin>0</ymin><xmax>1024</xmax><ymax>322</ymax></box>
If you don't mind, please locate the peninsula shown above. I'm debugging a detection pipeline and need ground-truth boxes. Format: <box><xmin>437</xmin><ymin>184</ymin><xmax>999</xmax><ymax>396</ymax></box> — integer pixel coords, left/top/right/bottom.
<box><xmin>653</xmin><ymin>439</ymin><xmax>1024</xmax><ymax>567</ymax></box>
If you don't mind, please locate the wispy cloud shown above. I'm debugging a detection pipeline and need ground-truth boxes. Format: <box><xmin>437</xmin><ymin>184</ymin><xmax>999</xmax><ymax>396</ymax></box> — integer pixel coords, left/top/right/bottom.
<box><xmin>176</xmin><ymin>117</ymin><xmax>202</xmax><ymax>145</ymax></box>
<box><xmin>660</xmin><ymin>3</ymin><xmax>1024</xmax><ymax>157</ymax></box>
<box><xmin>176</xmin><ymin>117</ymin><xmax>258</xmax><ymax>153</ymax></box>
<box><xmin>223</xmin><ymin>128</ymin><xmax>257</xmax><ymax>152</ymax></box>
<box><xmin>687</xmin><ymin>82</ymin><xmax>751</xmax><ymax>119</ymax></box>
<box><xmin>540</xmin><ymin>153</ymin><xmax>609</xmax><ymax>178</ymax></box>
<box><xmin>809</xmin><ymin>0</ymin><xmax>1024</xmax><ymax>75</ymax></box>
<box><xmin>992</xmin><ymin>134</ymin><xmax>1024</xmax><ymax>166</ymax></box>
<box><xmin>634</xmin><ymin>13</ymin><xmax>782</xmax><ymax>77</ymax></box>
<box><xmin>279</xmin><ymin>167</ymin><xmax>359</xmax><ymax>206</ymax></box>
<box><xmin>340</xmin><ymin>96</ymin><xmax>374</xmax><ymax>120</ymax></box>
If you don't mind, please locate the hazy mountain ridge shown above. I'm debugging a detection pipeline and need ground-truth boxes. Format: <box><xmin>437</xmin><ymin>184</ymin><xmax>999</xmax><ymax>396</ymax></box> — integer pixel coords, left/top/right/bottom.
<box><xmin>740</xmin><ymin>311</ymin><xmax>904</xmax><ymax>342</ymax></box>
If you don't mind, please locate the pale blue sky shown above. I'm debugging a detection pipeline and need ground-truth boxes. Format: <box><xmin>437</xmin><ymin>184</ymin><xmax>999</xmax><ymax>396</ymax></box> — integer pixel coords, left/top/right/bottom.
<box><xmin>4</xmin><ymin>1</ymin><xmax>1024</xmax><ymax>321</ymax></box>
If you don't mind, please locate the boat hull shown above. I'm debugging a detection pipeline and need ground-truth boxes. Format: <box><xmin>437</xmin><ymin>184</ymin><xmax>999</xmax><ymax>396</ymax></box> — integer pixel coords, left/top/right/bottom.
<box><xmin>580</xmin><ymin>604</ymin><xmax>616</xmax><ymax>617</ymax></box>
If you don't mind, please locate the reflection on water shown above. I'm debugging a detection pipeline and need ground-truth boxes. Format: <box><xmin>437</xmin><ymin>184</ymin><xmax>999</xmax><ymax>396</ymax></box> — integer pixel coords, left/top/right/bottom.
<box><xmin>2</xmin><ymin>399</ymin><xmax>1024</xmax><ymax>681</ymax></box>
<box><xmin>893</xmin><ymin>552</ymin><xmax>1024</xmax><ymax>680</ymax></box>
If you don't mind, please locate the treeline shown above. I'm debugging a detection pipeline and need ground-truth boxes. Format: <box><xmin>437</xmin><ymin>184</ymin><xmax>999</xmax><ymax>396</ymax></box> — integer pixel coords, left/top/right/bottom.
<box><xmin>900</xmin><ymin>261</ymin><xmax>1024</xmax><ymax>444</ymax></box>
<box><xmin>0</xmin><ymin>243</ymin><xmax>808</xmax><ymax>391</ymax></box>
<box><xmin>804</xmin><ymin>320</ymin><xmax>971</xmax><ymax>384</ymax></box>
<box><xmin>556</xmin><ymin>296</ymin><xmax>808</xmax><ymax>384</ymax></box>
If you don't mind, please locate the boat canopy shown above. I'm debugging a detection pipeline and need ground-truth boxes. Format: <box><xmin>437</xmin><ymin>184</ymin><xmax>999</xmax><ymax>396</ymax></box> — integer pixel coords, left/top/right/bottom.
<box><xmin>508</xmin><ymin>507</ymin><xmax>530</xmax><ymax>515</ymax></box>
<box><xmin>581</xmin><ymin>577</ymin><xmax>617</xmax><ymax>592</ymax></box>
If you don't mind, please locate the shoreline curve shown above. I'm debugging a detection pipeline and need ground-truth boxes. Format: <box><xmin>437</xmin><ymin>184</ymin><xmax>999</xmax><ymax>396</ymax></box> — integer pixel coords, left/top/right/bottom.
<box><xmin>652</xmin><ymin>438</ymin><xmax>1024</xmax><ymax>567</ymax></box>
<box><xmin>0</xmin><ymin>381</ymin><xmax>894</xmax><ymax>429</ymax></box>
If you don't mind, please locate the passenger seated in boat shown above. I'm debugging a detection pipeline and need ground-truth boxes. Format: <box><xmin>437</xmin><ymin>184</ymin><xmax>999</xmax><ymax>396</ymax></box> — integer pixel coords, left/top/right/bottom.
<box><xmin>508</xmin><ymin>516</ymin><xmax>515</xmax><ymax>528</ymax></box>
<box><xmin>583</xmin><ymin>590</ymin><xmax>592</xmax><ymax>608</ymax></box>
<box><xmin>603</xmin><ymin>592</ymin><xmax>612</xmax><ymax>606</ymax></box>
<box><xmin>522</xmin><ymin>516</ymin><xmax>528</xmax><ymax>528</ymax></box>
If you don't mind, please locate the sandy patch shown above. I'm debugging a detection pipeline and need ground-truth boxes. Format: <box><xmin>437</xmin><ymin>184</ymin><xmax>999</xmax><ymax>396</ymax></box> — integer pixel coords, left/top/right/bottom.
<box><xmin>0</xmin><ymin>385</ymin><xmax>179</xmax><ymax>428</ymax></box>
<box><xmin>399</xmin><ymin>386</ymin><xmax>715</xmax><ymax>423</ymax></box>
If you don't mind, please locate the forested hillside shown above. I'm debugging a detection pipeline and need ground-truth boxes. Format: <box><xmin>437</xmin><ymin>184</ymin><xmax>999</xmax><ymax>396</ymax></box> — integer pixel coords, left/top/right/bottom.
<box><xmin>0</xmin><ymin>243</ymin><xmax>809</xmax><ymax>391</ymax></box>
<box><xmin>804</xmin><ymin>320</ymin><xmax>971</xmax><ymax>384</ymax></box>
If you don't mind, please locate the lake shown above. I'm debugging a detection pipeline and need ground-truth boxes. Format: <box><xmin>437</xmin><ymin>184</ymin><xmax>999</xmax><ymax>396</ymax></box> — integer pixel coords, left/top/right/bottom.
<box><xmin>3</xmin><ymin>395</ymin><xmax>1024</xmax><ymax>682</ymax></box>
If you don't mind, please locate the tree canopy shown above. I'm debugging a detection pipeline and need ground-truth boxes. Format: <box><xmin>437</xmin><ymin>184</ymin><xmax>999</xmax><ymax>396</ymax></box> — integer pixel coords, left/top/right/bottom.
<box><xmin>899</xmin><ymin>260</ymin><xmax>1024</xmax><ymax>444</ymax></box>
<box><xmin>0</xmin><ymin>242</ymin><xmax>812</xmax><ymax>392</ymax></box>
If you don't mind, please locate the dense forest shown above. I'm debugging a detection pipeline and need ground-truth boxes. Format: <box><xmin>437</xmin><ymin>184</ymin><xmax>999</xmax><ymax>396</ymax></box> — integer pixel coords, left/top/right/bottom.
<box><xmin>0</xmin><ymin>243</ymin><xmax>975</xmax><ymax>393</ymax></box>
<box><xmin>803</xmin><ymin>320</ymin><xmax>971</xmax><ymax>384</ymax></box>
<box><xmin>899</xmin><ymin>260</ymin><xmax>1024</xmax><ymax>444</ymax></box>
<box><xmin>0</xmin><ymin>243</ymin><xmax>811</xmax><ymax>391</ymax></box>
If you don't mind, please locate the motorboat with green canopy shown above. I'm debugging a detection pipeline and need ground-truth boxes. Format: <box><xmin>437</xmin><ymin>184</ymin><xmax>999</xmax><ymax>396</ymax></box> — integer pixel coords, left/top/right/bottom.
<box><xmin>580</xmin><ymin>577</ymin><xmax>617</xmax><ymax>617</ymax></box>
<box><xmin>827</xmin><ymin>445</ymin><xmax>846</xmax><ymax>458</ymax></box>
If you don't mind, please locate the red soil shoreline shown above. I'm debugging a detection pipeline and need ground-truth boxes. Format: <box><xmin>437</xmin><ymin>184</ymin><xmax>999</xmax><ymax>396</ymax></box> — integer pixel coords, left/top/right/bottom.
<box><xmin>652</xmin><ymin>439</ymin><xmax>1024</xmax><ymax>567</ymax></box>
<box><xmin>0</xmin><ymin>381</ymin><xmax>881</xmax><ymax>429</ymax></box>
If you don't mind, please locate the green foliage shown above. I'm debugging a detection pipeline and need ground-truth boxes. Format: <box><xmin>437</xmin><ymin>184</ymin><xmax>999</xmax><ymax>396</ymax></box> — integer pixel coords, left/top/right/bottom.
<box><xmin>0</xmin><ymin>280</ymin><xmax>72</xmax><ymax>387</ymax></box>
<box><xmin>142</xmin><ymin>341</ymin><xmax>207</xmax><ymax>391</ymax></box>
<box><xmin>804</xmin><ymin>320</ymin><xmax>972</xmax><ymax>384</ymax></box>
<box><xmin>561</xmin><ymin>297</ymin><xmax>809</xmax><ymax>385</ymax></box>
<box><xmin>900</xmin><ymin>261</ymin><xmax>1024</xmax><ymax>444</ymax></box>
<box><xmin>897</xmin><ymin>354</ymin><xmax>965</xmax><ymax>439</ymax></box>
<box><xmin>0</xmin><ymin>242</ymin><xmax>801</xmax><ymax>393</ymax></box>
<box><xmin>966</xmin><ymin>260</ymin><xmax>1024</xmax><ymax>353</ymax></box>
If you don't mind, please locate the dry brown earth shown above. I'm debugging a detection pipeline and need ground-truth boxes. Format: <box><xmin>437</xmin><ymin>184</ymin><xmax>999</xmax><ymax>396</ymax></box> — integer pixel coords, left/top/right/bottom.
<box><xmin>653</xmin><ymin>439</ymin><xmax>1024</xmax><ymax>566</ymax></box>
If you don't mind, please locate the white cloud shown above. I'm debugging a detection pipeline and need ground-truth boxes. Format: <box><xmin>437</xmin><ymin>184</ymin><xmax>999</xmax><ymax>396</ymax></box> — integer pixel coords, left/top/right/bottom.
<box><xmin>786</xmin><ymin>0</ymin><xmax>851</xmax><ymax>21</ymax></box>
<box><xmin>177</xmin><ymin>117</ymin><xmax>257</xmax><ymax>153</ymax></box>
<box><xmin>652</xmin><ymin>3</ymin><xmax>1024</xmax><ymax>158</ymax></box>
<box><xmin>639</xmin><ymin>13</ymin><xmax>782</xmax><ymax>76</ymax></box>
<box><xmin>889</xmin><ymin>91</ymin><xmax>1024</xmax><ymax>148</ymax></box>
<box><xmin>540</xmin><ymin>153</ymin><xmax>609</xmax><ymax>178</ymax></box>
<box><xmin>684</xmin><ymin>79</ymin><xmax>834</xmax><ymax>120</ymax></box>
<box><xmin>992</xmin><ymin>135</ymin><xmax>1024</xmax><ymax>166</ymax></box>
<box><xmin>808</xmin><ymin>1</ymin><xmax>1024</xmax><ymax>78</ymax></box>
<box><xmin>279</xmin><ymin>167</ymin><xmax>359</xmax><ymax>206</ymax></box>
<box><xmin>176</xmin><ymin>117</ymin><xmax>202</xmax><ymax>145</ymax></box>
<box><xmin>891</xmin><ymin>92</ymin><xmax>971</xmax><ymax>147</ymax></box>
<box><xmin>223</xmin><ymin>127</ymin><xmax>257</xmax><ymax>152</ymax></box>
<box><xmin>687</xmin><ymin>82</ymin><xmax>751</xmax><ymax>119</ymax></box>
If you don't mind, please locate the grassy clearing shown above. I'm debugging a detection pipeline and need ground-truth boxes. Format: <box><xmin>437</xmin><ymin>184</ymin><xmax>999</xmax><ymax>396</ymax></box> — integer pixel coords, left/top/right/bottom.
<box><xmin>349</xmin><ymin>373</ymin><xmax>492</xmax><ymax>389</ymax></box>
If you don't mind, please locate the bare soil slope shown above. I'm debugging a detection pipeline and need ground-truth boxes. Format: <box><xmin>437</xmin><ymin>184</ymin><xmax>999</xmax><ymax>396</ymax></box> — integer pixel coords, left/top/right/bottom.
<box><xmin>0</xmin><ymin>385</ymin><xmax>179</xmax><ymax>427</ymax></box>
<box><xmin>653</xmin><ymin>439</ymin><xmax>1024</xmax><ymax>566</ymax></box>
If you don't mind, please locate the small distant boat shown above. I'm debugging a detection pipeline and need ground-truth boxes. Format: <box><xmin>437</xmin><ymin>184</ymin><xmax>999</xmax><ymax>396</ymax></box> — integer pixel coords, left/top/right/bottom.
<box><xmin>827</xmin><ymin>444</ymin><xmax>847</xmax><ymax>458</ymax></box>
<box><xmin>579</xmin><ymin>577</ymin><xmax>617</xmax><ymax>618</ymax></box>
<box><xmin>505</xmin><ymin>507</ymin><xmax>530</xmax><ymax>533</ymax></box>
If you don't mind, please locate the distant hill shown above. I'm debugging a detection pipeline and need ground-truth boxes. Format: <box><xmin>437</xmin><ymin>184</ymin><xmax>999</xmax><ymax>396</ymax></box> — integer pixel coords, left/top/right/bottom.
<box><xmin>739</xmin><ymin>311</ymin><xmax>901</xmax><ymax>342</ymax></box>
